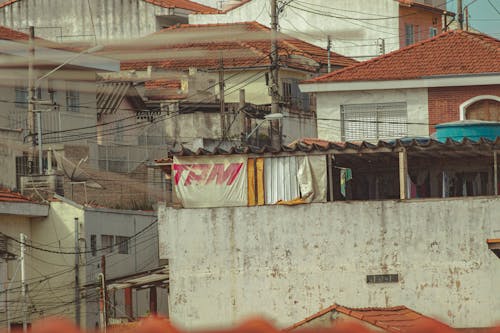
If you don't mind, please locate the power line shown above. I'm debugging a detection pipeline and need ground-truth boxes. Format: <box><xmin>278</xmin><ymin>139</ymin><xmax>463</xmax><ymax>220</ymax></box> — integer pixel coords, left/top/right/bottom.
<box><xmin>1</xmin><ymin>218</ymin><xmax>157</xmax><ymax>255</ymax></box>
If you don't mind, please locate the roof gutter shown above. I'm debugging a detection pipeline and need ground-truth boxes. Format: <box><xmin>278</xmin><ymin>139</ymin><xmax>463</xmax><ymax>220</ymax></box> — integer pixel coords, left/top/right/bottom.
<box><xmin>299</xmin><ymin>73</ymin><xmax>500</xmax><ymax>93</ymax></box>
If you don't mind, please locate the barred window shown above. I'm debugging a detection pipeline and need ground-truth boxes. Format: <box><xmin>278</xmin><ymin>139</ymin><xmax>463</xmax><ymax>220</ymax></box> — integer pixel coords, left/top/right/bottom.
<box><xmin>341</xmin><ymin>102</ymin><xmax>408</xmax><ymax>141</ymax></box>
<box><xmin>115</xmin><ymin>236</ymin><xmax>130</xmax><ymax>255</ymax></box>
<box><xmin>101</xmin><ymin>235</ymin><xmax>114</xmax><ymax>254</ymax></box>
<box><xmin>15</xmin><ymin>87</ymin><xmax>28</xmax><ymax>109</ymax></box>
<box><xmin>66</xmin><ymin>90</ymin><xmax>80</xmax><ymax>112</ymax></box>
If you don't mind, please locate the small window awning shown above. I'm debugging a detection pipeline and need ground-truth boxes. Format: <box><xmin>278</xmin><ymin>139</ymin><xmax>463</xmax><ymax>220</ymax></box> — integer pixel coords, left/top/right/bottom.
<box><xmin>106</xmin><ymin>266</ymin><xmax>169</xmax><ymax>290</ymax></box>
<box><xmin>487</xmin><ymin>239</ymin><xmax>500</xmax><ymax>258</ymax></box>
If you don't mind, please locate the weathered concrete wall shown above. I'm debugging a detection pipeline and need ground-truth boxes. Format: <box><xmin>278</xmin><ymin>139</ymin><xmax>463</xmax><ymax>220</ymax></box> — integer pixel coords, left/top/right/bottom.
<box><xmin>159</xmin><ymin>197</ymin><xmax>500</xmax><ymax>329</ymax></box>
<box><xmin>190</xmin><ymin>0</ymin><xmax>400</xmax><ymax>59</ymax></box>
<box><xmin>0</xmin><ymin>0</ymin><xmax>174</xmax><ymax>42</ymax></box>
<box><xmin>315</xmin><ymin>88</ymin><xmax>429</xmax><ymax>141</ymax></box>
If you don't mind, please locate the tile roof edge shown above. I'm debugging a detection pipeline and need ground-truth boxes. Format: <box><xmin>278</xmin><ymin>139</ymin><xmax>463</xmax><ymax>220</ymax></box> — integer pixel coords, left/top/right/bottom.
<box><xmin>283</xmin><ymin>304</ymin><xmax>340</xmax><ymax>331</ymax></box>
<box><xmin>302</xmin><ymin>30</ymin><xmax>500</xmax><ymax>84</ymax></box>
<box><xmin>142</xmin><ymin>0</ymin><xmax>220</xmax><ymax>14</ymax></box>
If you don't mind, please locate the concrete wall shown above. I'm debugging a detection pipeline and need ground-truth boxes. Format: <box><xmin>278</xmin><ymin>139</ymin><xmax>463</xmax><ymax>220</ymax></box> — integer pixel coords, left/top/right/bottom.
<box><xmin>0</xmin><ymin>129</ymin><xmax>23</xmax><ymax>188</ymax></box>
<box><xmin>28</xmin><ymin>200</ymin><xmax>85</xmax><ymax>325</ymax></box>
<box><xmin>0</xmin><ymin>73</ymin><xmax>98</xmax><ymax>148</ymax></box>
<box><xmin>83</xmin><ymin>207</ymin><xmax>166</xmax><ymax>328</ymax></box>
<box><xmin>190</xmin><ymin>0</ymin><xmax>401</xmax><ymax>59</ymax></box>
<box><xmin>0</xmin><ymin>215</ymin><xmax>33</xmax><ymax>328</ymax></box>
<box><xmin>159</xmin><ymin>197</ymin><xmax>500</xmax><ymax>329</ymax></box>
<box><xmin>0</xmin><ymin>0</ymin><xmax>176</xmax><ymax>42</ymax></box>
<box><xmin>315</xmin><ymin>88</ymin><xmax>429</xmax><ymax>141</ymax></box>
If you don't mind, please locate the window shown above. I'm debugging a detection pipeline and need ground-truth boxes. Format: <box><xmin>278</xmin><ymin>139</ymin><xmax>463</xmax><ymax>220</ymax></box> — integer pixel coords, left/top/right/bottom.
<box><xmin>66</xmin><ymin>90</ymin><xmax>80</xmax><ymax>112</ymax></box>
<box><xmin>101</xmin><ymin>235</ymin><xmax>114</xmax><ymax>254</ymax></box>
<box><xmin>281</xmin><ymin>78</ymin><xmax>310</xmax><ymax>112</ymax></box>
<box><xmin>429</xmin><ymin>27</ymin><xmax>438</xmax><ymax>38</ymax></box>
<box><xmin>115</xmin><ymin>236</ymin><xmax>130</xmax><ymax>254</ymax></box>
<box><xmin>341</xmin><ymin>102</ymin><xmax>408</xmax><ymax>141</ymax></box>
<box><xmin>405</xmin><ymin>24</ymin><xmax>414</xmax><ymax>46</ymax></box>
<box><xmin>114</xmin><ymin>120</ymin><xmax>124</xmax><ymax>142</ymax></box>
<box><xmin>90</xmin><ymin>235</ymin><xmax>97</xmax><ymax>256</ymax></box>
<box><xmin>15</xmin><ymin>87</ymin><xmax>28</xmax><ymax>109</ymax></box>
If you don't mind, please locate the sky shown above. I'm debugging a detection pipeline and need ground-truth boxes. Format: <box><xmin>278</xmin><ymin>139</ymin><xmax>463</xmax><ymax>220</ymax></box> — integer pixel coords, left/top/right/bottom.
<box><xmin>447</xmin><ymin>0</ymin><xmax>500</xmax><ymax>37</ymax></box>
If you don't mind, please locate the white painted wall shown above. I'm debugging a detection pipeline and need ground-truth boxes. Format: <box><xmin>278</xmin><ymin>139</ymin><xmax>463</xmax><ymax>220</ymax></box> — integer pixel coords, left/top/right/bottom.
<box><xmin>315</xmin><ymin>88</ymin><xmax>429</xmax><ymax>141</ymax></box>
<box><xmin>159</xmin><ymin>197</ymin><xmax>500</xmax><ymax>329</ymax></box>
<box><xmin>190</xmin><ymin>0</ymin><xmax>401</xmax><ymax>59</ymax></box>
<box><xmin>0</xmin><ymin>0</ymin><xmax>181</xmax><ymax>42</ymax></box>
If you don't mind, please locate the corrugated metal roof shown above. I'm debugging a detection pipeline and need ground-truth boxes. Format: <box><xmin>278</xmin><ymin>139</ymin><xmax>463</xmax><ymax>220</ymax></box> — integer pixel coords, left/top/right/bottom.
<box><xmin>157</xmin><ymin>137</ymin><xmax>500</xmax><ymax>159</ymax></box>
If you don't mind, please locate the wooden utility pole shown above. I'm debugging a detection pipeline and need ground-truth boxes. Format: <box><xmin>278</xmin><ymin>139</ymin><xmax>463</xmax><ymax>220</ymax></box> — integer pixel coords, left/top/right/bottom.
<box><xmin>270</xmin><ymin>0</ymin><xmax>281</xmax><ymax>148</ymax></box>
<box><xmin>457</xmin><ymin>0</ymin><xmax>464</xmax><ymax>30</ymax></box>
<box><xmin>219</xmin><ymin>56</ymin><xmax>225</xmax><ymax>139</ymax></box>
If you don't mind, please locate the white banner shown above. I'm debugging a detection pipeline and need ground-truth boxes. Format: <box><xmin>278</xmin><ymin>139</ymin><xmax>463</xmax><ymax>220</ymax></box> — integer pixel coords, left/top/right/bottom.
<box><xmin>173</xmin><ymin>155</ymin><xmax>247</xmax><ymax>208</ymax></box>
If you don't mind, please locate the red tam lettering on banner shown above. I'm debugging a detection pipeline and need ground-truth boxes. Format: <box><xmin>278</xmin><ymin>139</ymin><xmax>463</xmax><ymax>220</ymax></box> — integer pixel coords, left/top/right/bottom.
<box><xmin>206</xmin><ymin>163</ymin><xmax>244</xmax><ymax>185</ymax></box>
<box><xmin>173</xmin><ymin>163</ymin><xmax>243</xmax><ymax>186</ymax></box>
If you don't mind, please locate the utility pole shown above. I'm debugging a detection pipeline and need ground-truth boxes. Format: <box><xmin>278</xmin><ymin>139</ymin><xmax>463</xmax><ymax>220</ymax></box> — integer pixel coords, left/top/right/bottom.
<box><xmin>74</xmin><ymin>218</ymin><xmax>80</xmax><ymax>327</ymax></box>
<box><xmin>465</xmin><ymin>6</ymin><xmax>469</xmax><ymax>31</ymax></box>
<box><xmin>97</xmin><ymin>273</ymin><xmax>107</xmax><ymax>333</ymax></box>
<box><xmin>219</xmin><ymin>56</ymin><xmax>225</xmax><ymax>139</ymax></box>
<box><xmin>327</xmin><ymin>36</ymin><xmax>332</xmax><ymax>73</ymax></box>
<box><xmin>457</xmin><ymin>0</ymin><xmax>464</xmax><ymax>30</ymax></box>
<box><xmin>27</xmin><ymin>26</ymin><xmax>36</xmax><ymax>174</ymax></box>
<box><xmin>101</xmin><ymin>255</ymin><xmax>108</xmax><ymax>327</ymax></box>
<box><xmin>20</xmin><ymin>233</ymin><xmax>27</xmax><ymax>333</ymax></box>
<box><xmin>270</xmin><ymin>0</ymin><xmax>281</xmax><ymax>149</ymax></box>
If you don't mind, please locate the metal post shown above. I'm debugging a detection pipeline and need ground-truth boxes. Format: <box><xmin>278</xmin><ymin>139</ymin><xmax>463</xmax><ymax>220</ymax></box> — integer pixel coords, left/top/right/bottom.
<box><xmin>270</xmin><ymin>0</ymin><xmax>281</xmax><ymax>149</ymax></box>
<box><xmin>327</xmin><ymin>36</ymin><xmax>331</xmax><ymax>73</ymax></box>
<box><xmin>37</xmin><ymin>112</ymin><xmax>43</xmax><ymax>174</ymax></box>
<box><xmin>20</xmin><ymin>233</ymin><xmax>27</xmax><ymax>333</ymax></box>
<box><xmin>457</xmin><ymin>0</ymin><xmax>464</xmax><ymax>30</ymax></box>
<box><xmin>27</xmin><ymin>27</ymin><xmax>35</xmax><ymax>174</ymax></box>
<box><xmin>327</xmin><ymin>154</ymin><xmax>334</xmax><ymax>201</ymax></box>
<box><xmin>219</xmin><ymin>56</ymin><xmax>225</xmax><ymax>139</ymax></box>
<box><xmin>494</xmin><ymin>151</ymin><xmax>498</xmax><ymax>196</ymax></box>
<box><xmin>239</xmin><ymin>89</ymin><xmax>246</xmax><ymax>140</ymax></box>
<box><xmin>74</xmin><ymin>218</ymin><xmax>81</xmax><ymax>327</ymax></box>
<box><xmin>98</xmin><ymin>273</ymin><xmax>107</xmax><ymax>333</ymax></box>
<box><xmin>399</xmin><ymin>149</ymin><xmax>408</xmax><ymax>200</ymax></box>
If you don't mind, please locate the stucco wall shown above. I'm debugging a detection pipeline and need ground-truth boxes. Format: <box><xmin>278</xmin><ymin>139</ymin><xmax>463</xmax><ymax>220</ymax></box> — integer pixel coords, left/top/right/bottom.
<box><xmin>159</xmin><ymin>197</ymin><xmax>500</xmax><ymax>329</ymax></box>
<box><xmin>190</xmin><ymin>0</ymin><xmax>400</xmax><ymax>59</ymax></box>
<box><xmin>315</xmin><ymin>88</ymin><xmax>429</xmax><ymax>141</ymax></box>
<box><xmin>0</xmin><ymin>0</ymin><xmax>174</xmax><ymax>42</ymax></box>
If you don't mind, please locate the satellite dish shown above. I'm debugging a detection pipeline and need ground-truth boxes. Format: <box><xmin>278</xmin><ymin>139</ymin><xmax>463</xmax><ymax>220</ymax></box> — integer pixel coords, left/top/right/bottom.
<box><xmin>52</xmin><ymin>149</ymin><xmax>103</xmax><ymax>189</ymax></box>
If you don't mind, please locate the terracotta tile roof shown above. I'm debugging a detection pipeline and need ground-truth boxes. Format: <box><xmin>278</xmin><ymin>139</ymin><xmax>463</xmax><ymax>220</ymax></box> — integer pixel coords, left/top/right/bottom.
<box><xmin>397</xmin><ymin>0</ymin><xmax>452</xmax><ymax>14</ymax></box>
<box><xmin>145</xmin><ymin>79</ymin><xmax>181</xmax><ymax>89</ymax></box>
<box><xmin>0</xmin><ymin>188</ymin><xmax>35</xmax><ymax>203</ymax></box>
<box><xmin>305</xmin><ymin>30</ymin><xmax>500</xmax><ymax>84</ymax></box>
<box><xmin>119</xmin><ymin>22</ymin><xmax>356</xmax><ymax>72</ymax></box>
<box><xmin>285</xmin><ymin>304</ymin><xmax>451</xmax><ymax>333</ymax></box>
<box><xmin>143</xmin><ymin>0</ymin><xmax>219</xmax><ymax>13</ymax></box>
<box><xmin>0</xmin><ymin>25</ymin><xmax>30</xmax><ymax>41</ymax></box>
<box><xmin>0</xmin><ymin>0</ymin><xmax>219</xmax><ymax>13</ymax></box>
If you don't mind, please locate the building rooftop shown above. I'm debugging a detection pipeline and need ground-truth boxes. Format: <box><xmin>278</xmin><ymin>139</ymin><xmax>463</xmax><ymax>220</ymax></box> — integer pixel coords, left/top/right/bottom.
<box><xmin>285</xmin><ymin>304</ymin><xmax>451</xmax><ymax>333</ymax></box>
<box><xmin>304</xmin><ymin>30</ymin><xmax>500</xmax><ymax>83</ymax></box>
<box><xmin>0</xmin><ymin>188</ymin><xmax>36</xmax><ymax>203</ymax></box>
<box><xmin>118</xmin><ymin>21</ymin><xmax>357</xmax><ymax>72</ymax></box>
<box><xmin>0</xmin><ymin>0</ymin><xmax>219</xmax><ymax>13</ymax></box>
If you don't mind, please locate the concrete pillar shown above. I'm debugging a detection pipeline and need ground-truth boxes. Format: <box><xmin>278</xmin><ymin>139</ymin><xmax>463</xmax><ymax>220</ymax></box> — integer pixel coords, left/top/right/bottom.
<box><xmin>399</xmin><ymin>149</ymin><xmax>408</xmax><ymax>200</ymax></box>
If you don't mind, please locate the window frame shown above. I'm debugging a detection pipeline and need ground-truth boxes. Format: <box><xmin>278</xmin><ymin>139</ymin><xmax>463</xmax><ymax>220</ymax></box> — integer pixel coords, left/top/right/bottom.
<box><xmin>115</xmin><ymin>236</ymin><xmax>130</xmax><ymax>255</ymax></box>
<box><xmin>66</xmin><ymin>89</ymin><xmax>80</xmax><ymax>112</ymax></box>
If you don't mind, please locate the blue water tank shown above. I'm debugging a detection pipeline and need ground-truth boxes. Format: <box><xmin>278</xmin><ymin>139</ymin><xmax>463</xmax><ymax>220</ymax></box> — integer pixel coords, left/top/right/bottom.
<box><xmin>435</xmin><ymin>120</ymin><xmax>500</xmax><ymax>142</ymax></box>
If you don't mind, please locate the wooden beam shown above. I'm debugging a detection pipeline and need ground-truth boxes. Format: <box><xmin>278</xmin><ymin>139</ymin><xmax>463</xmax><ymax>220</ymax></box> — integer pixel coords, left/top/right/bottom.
<box><xmin>399</xmin><ymin>149</ymin><xmax>408</xmax><ymax>200</ymax></box>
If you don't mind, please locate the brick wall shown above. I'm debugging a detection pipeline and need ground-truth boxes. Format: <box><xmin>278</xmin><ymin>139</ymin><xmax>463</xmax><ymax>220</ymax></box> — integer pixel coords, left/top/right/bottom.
<box><xmin>427</xmin><ymin>85</ymin><xmax>500</xmax><ymax>133</ymax></box>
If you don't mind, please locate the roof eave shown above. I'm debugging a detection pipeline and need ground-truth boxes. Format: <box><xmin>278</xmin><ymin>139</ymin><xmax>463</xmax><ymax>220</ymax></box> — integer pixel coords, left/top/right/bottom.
<box><xmin>0</xmin><ymin>201</ymin><xmax>49</xmax><ymax>217</ymax></box>
<box><xmin>300</xmin><ymin>73</ymin><xmax>500</xmax><ymax>93</ymax></box>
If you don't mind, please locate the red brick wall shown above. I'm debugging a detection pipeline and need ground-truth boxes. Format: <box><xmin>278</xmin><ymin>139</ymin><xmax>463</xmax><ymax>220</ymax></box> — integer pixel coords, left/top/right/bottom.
<box><xmin>427</xmin><ymin>85</ymin><xmax>500</xmax><ymax>133</ymax></box>
<box><xmin>399</xmin><ymin>5</ymin><xmax>442</xmax><ymax>47</ymax></box>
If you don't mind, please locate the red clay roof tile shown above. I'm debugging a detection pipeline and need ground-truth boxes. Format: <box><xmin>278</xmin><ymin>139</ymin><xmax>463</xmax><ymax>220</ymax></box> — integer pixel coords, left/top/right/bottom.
<box><xmin>118</xmin><ymin>22</ymin><xmax>356</xmax><ymax>72</ymax></box>
<box><xmin>0</xmin><ymin>25</ymin><xmax>30</xmax><ymax>41</ymax></box>
<box><xmin>0</xmin><ymin>188</ymin><xmax>35</xmax><ymax>203</ymax></box>
<box><xmin>285</xmin><ymin>304</ymin><xmax>451</xmax><ymax>333</ymax></box>
<box><xmin>304</xmin><ymin>30</ymin><xmax>500</xmax><ymax>84</ymax></box>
